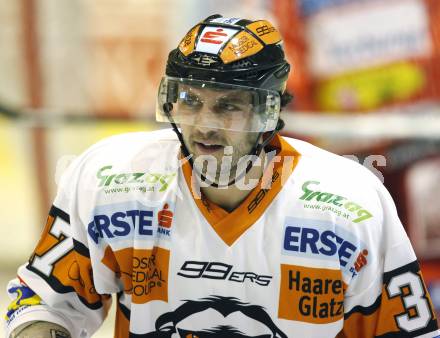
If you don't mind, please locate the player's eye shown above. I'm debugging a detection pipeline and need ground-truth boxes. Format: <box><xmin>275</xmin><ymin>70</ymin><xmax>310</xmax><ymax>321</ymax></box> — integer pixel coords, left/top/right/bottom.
<box><xmin>179</xmin><ymin>92</ymin><xmax>203</xmax><ymax>110</ymax></box>
<box><xmin>217</xmin><ymin>102</ymin><xmax>240</xmax><ymax>112</ymax></box>
<box><xmin>213</xmin><ymin>99</ymin><xmax>247</xmax><ymax>116</ymax></box>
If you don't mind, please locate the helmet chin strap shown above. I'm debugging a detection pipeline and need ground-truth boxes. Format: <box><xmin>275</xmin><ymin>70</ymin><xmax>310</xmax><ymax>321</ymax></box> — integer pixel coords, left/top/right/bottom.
<box><xmin>164</xmin><ymin>103</ymin><xmax>282</xmax><ymax>189</ymax></box>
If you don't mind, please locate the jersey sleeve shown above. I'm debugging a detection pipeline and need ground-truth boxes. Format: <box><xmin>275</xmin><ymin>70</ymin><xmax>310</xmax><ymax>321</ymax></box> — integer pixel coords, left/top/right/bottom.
<box><xmin>4</xmin><ymin>156</ymin><xmax>112</xmax><ymax>338</ymax></box>
<box><xmin>339</xmin><ymin>183</ymin><xmax>439</xmax><ymax>338</ymax></box>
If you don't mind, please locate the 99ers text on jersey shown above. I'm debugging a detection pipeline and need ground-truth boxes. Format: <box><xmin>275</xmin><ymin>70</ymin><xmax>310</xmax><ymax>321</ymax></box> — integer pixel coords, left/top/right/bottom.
<box><xmin>177</xmin><ymin>261</ymin><xmax>273</xmax><ymax>286</ymax></box>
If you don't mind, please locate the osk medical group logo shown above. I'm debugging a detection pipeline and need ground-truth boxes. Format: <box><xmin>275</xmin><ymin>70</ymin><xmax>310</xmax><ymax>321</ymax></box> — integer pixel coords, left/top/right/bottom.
<box><xmin>102</xmin><ymin>246</ymin><xmax>170</xmax><ymax>304</ymax></box>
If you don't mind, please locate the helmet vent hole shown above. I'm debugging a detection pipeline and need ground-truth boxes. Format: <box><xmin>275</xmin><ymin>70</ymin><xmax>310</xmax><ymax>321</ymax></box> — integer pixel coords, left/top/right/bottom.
<box><xmin>230</xmin><ymin>59</ymin><xmax>253</xmax><ymax>69</ymax></box>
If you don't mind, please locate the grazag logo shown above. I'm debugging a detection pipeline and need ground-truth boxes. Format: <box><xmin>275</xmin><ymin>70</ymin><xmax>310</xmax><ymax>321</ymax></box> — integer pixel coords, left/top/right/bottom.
<box><xmin>299</xmin><ymin>180</ymin><xmax>373</xmax><ymax>223</ymax></box>
<box><xmin>96</xmin><ymin>165</ymin><xmax>176</xmax><ymax>192</ymax></box>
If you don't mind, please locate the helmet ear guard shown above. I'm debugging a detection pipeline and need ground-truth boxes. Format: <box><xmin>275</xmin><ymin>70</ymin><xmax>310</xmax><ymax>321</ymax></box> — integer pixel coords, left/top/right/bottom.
<box><xmin>166</xmin><ymin>79</ymin><xmax>179</xmax><ymax>103</ymax></box>
<box><xmin>276</xmin><ymin>118</ymin><xmax>285</xmax><ymax>131</ymax></box>
<box><xmin>280</xmin><ymin>91</ymin><xmax>294</xmax><ymax>109</ymax></box>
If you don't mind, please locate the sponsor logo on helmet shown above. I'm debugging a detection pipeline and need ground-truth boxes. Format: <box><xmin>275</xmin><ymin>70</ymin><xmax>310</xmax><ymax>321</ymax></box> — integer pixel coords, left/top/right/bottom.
<box><xmin>210</xmin><ymin>17</ymin><xmax>242</xmax><ymax>25</ymax></box>
<box><xmin>221</xmin><ymin>31</ymin><xmax>264</xmax><ymax>64</ymax></box>
<box><xmin>196</xmin><ymin>26</ymin><xmax>239</xmax><ymax>54</ymax></box>
<box><xmin>200</xmin><ymin>28</ymin><xmax>228</xmax><ymax>44</ymax></box>
<box><xmin>179</xmin><ymin>25</ymin><xmax>201</xmax><ymax>56</ymax></box>
<box><xmin>247</xmin><ymin>20</ymin><xmax>282</xmax><ymax>45</ymax></box>
<box><xmin>256</xmin><ymin>24</ymin><xmax>276</xmax><ymax>37</ymax></box>
<box><xmin>191</xmin><ymin>53</ymin><xmax>219</xmax><ymax>66</ymax></box>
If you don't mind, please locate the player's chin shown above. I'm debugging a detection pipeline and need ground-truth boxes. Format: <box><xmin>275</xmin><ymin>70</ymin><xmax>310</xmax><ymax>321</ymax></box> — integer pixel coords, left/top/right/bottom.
<box><xmin>193</xmin><ymin>163</ymin><xmax>221</xmax><ymax>181</ymax></box>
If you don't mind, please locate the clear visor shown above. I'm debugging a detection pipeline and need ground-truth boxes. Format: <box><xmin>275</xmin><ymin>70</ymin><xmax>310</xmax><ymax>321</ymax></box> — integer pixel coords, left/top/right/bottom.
<box><xmin>156</xmin><ymin>76</ymin><xmax>280</xmax><ymax>132</ymax></box>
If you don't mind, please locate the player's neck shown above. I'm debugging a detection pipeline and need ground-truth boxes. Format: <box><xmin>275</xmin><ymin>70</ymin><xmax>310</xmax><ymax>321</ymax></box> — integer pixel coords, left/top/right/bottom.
<box><xmin>200</xmin><ymin>149</ymin><xmax>266</xmax><ymax>212</ymax></box>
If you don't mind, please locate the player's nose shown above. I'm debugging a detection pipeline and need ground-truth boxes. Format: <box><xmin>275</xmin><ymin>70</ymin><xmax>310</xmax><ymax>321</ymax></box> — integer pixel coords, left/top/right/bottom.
<box><xmin>192</xmin><ymin>126</ymin><xmax>221</xmax><ymax>141</ymax></box>
<box><xmin>195</xmin><ymin>112</ymin><xmax>223</xmax><ymax>129</ymax></box>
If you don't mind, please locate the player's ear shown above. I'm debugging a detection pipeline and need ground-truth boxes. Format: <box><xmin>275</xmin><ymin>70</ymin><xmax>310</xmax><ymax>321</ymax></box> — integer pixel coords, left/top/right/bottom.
<box><xmin>280</xmin><ymin>90</ymin><xmax>293</xmax><ymax>109</ymax></box>
<box><xmin>276</xmin><ymin>118</ymin><xmax>285</xmax><ymax>131</ymax></box>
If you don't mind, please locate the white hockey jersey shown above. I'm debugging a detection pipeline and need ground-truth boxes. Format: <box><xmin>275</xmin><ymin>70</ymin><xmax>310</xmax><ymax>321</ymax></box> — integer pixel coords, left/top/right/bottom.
<box><xmin>5</xmin><ymin>129</ymin><xmax>440</xmax><ymax>338</ymax></box>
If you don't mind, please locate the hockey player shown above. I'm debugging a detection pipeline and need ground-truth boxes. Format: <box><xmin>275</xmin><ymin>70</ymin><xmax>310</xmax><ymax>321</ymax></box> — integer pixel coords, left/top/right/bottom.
<box><xmin>5</xmin><ymin>15</ymin><xmax>440</xmax><ymax>338</ymax></box>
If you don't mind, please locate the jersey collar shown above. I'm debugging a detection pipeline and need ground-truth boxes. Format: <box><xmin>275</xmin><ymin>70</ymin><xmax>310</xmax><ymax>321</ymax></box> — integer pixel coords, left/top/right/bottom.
<box><xmin>181</xmin><ymin>134</ymin><xmax>301</xmax><ymax>246</ymax></box>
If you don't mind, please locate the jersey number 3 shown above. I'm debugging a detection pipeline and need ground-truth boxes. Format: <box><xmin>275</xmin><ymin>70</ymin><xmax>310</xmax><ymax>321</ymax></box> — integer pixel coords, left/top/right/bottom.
<box><xmin>386</xmin><ymin>271</ymin><xmax>432</xmax><ymax>332</ymax></box>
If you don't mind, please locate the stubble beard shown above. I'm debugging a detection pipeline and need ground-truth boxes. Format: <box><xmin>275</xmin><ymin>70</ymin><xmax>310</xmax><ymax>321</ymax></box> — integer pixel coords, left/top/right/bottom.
<box><xmin>187</xmin><ymin>133</ymin><xmax>259</xmax><ymax>186</ymax></box>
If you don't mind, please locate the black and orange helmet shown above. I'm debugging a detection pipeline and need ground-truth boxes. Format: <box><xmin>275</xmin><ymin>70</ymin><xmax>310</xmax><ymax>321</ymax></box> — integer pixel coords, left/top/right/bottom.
<box><xmin>165</xmin><ymin>14</ymin><xmax>290</xmax><ymax>93</ymax></box>
<box><xmin>157</xmin><ymin>15</ymin><xmax>291</xmax><ymax>133</ymax></box>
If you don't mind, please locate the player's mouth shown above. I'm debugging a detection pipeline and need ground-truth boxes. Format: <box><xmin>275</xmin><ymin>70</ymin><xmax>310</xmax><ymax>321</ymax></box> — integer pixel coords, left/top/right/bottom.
<box><xmin>194</xmin><ymin>141</ymin><xmax>225</xmax><ymax>154</ymax></box>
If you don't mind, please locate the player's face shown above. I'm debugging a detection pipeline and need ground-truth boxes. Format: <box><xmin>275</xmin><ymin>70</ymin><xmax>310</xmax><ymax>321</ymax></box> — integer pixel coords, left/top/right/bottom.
<box><xmin>179</xmin><ymin>86</ymin><xmax>260</xmax><ymax>180</ymax></box>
